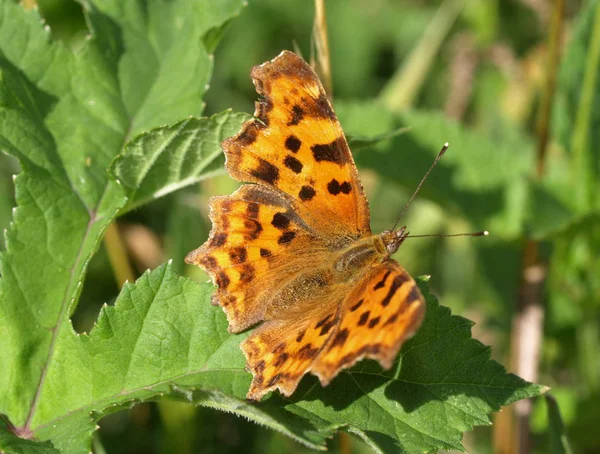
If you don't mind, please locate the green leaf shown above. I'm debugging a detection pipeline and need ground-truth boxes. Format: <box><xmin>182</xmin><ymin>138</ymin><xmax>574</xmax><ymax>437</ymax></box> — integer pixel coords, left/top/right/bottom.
<box><xmin>162</xmin><ymin>276</ymin><xmax>543</xmax><ymax>454</ymax></box>
<box><xmin>546</xmin><ymin>394</ymin><xmax>574</xmax><ymax>454</ymax></box>
<box><xmin>21</xmin><ymin>263</ymin><xmax>542</xmax><ymax>453</ymax></box>
<box><xmin>337</xmin><ymin>101</ymin><xmax>534</xmax><ymax>238</ymax></box>
<box><xmin>13</xmin><ymin>263</ymin><xmax>329</xmax><ymax>453</ymax></box>
<box><xmin>0</xmin><ymin>0</ymin><xmax>244</xmax><ymax>449</ymax></box>
<box><xmin>112</xmin><ymin>111</ymin><xmax>249</xmax><ymax>213</ymax></box>
<box><xmin>263</xmin><ymin>278</ymin><xmax>545</xmax><ymax>453</ymax></box>
<box><xmin>0</xmin><ymin>428</ymin><xmax>59</xmax><ymax>454</ymax></box>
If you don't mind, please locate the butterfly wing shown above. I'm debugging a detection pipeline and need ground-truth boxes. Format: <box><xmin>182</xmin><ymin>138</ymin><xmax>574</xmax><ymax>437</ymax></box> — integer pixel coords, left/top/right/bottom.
<box><xmin>223</xmin><ymin>50</ymin><xmax>371</xmax><ymax>243</ymax></box>
<box><xmin>242</xmin><ymin>297</ymin><xmax>341</xmax><ymax>400</ymax></box>
<box><xmin>312</xmin><ymin>260</ymin><xmax>425</xmax><ymax>385</ymax></box>
<box><xmin>186</xmin><ymin>184</ymin><xmax>327</xmax><ymax>333</ymax></box>
<box><xmin>240</xmin><ymin>260</ymin><xmax>425</xmax><ymax>400</ymax></box>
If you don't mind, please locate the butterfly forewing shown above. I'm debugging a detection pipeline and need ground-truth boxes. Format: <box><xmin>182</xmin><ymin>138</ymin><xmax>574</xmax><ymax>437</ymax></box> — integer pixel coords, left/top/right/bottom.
<box><xmin>222</xmin><ymin>51</ymin><xmax>371</xmax><ymax>243</ymax></box>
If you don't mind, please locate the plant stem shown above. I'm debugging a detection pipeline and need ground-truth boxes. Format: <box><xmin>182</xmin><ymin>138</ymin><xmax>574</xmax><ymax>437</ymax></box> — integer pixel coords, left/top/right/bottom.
<box><xmin>379</xmin><ymin>0</ymin><xmax>466</xmax><ymax>112</ymax></box>
<box><xmin>104</xmin><ymin>222</ymin><xmax>136</xmax><ymax>287</ymax></box>
<box><xmin>570</xmin><ymin>2</ymin><xmax>600</xmax><ymax>209</ymax></box>
<box><xmin>313</xmin><ymin>0</ymin><xmax>333</xmax><ymax>98</ymax></box>
<box><xmin>511</xmin><ymin>1</ymin><xmax>565</xmax><ymax>453</ymax></box>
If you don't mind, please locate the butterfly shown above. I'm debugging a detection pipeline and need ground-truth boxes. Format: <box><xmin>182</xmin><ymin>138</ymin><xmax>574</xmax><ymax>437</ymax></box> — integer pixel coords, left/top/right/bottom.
<box><xmin>186</xmin><ymin>51</ymin><xmax>425</xmax><ymax>400</ymax></box>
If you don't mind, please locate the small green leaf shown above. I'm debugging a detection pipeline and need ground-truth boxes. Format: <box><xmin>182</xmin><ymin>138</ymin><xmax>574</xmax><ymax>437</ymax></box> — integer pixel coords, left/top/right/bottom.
<box><xmin>112</xmin><ymin>111</ymin><xmax>249</xmax><ymax>213</ymax></box>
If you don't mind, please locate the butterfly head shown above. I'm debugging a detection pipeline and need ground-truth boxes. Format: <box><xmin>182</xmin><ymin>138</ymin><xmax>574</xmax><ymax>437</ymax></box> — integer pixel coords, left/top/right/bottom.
<box><xmin>381</xmin><ymin>226</ymin><xmax>409</xmax><ymax>255</ymax></box>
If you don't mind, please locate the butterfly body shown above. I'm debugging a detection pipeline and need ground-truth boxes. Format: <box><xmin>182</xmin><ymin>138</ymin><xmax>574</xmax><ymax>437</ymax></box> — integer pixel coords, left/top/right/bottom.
<box><xmin>186</xmin><ymin>51</ymin><xmax>425</xmax><ymax>400</ymax></box>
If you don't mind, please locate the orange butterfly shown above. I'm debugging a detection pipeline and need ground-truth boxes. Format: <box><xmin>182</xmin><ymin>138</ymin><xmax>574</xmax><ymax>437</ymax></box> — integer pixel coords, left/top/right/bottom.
<box><xmin>186</xmin><ymin>51</ymin><xmax>425</xmax><ymax>400</ymax></box>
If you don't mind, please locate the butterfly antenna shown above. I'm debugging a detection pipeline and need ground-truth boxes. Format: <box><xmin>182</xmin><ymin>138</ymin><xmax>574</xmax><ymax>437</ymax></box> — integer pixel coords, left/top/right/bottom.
<box><xmin>406</xmin><ymin>231</ymin><xmax>489</xmax><ymax>239</ymax></box>
<box><xmin>391</xmin><ymin>142</ymin><xmax>449</xmax><ymax>232</ymax></box>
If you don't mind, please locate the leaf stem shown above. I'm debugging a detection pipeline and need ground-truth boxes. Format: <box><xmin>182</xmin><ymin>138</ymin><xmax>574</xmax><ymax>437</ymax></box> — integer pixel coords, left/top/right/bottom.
<box><xmin>313</xmin><ymin>0</ymin><xmax>333</xmax><ymax>98</ymax></box>
<box><xmin>103</xmin><ymin>222</ymin><xmax>136</xmax><ymax>287</ymax></box>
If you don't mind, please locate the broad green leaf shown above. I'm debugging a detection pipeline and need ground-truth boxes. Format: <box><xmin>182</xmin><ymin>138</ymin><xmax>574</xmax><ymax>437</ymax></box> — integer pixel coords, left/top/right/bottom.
<box><xmin>112</xmin><ymin>111</ymin><xmax>249</xmax><ymax>213</ymax></box>
<box><xmin>18</xmin><ymin>263</ymin><xmax>328</xmax><ymax>453</ymax></box>
<box><xmin>337</xmin><ymin>101</ymin><xmax>534</xmax><ymax>238</ymax></box>
<box><xmin>0</xmin><ymin>0</ymin><xmax>244</xmax><ymax>448</ymax></box>
<box><xmin>260</xmin><ymin>277</ymin><xmax>545</xmax><ymax>453</ymax></box>
<box><xmin>20</xmin><ymin>261</ymin><xmax>542</xmax><ymax>453</ymax></box>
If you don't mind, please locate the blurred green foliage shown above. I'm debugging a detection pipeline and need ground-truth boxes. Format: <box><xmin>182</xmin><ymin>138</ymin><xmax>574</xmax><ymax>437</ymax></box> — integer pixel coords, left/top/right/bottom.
<box><xmin>0</xmin><ymin>0</ymin><xmax>598</xmax><ymax>453</ymax></box>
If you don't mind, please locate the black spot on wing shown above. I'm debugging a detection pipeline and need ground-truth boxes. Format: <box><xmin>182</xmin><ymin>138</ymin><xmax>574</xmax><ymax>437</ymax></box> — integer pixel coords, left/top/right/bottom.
<box><xmin>246</xmin><ymin>202</ymin><xmax>259</xmax><ymax>219</ymax></box>
<box><xmin>285</xmin><ymin>135</ymin><xmax>302</xmax><ymax>152</ymax></box>
<box><xmin>274</xmin><ymin>352</ymin><xmax>289</xmax><ymax>367</ymax></box>
<box><xmin>319</xmin><ymin>320</ymin><xmax>335</xmax><ymax>336</ymax></box>
<box><xmin>210</xmin><ymin>233</ymin><xmax>227</xmax><ymax>247</ymax></box>
<box><xmin>298</xmin><ymin>343</ymin><xmax>319</xmax><ymax>359</ymax></box>
<box><xmin>299</xmin><ymin>186</ymin><xmax>316</xmax><ymax>201</ymax></box>
<box><xmin>244</xmin><ymin>219</ymin><xmax>263</xmax><ymax>240</ymax></box>
<box><xmin>271</xmin><ymin>212</ymin><xmax>291</xmax><ymax>229</ymax></box>
<box><xmin>216</xmin><ymin>271</ymin><xmax>230</xmax><ymax>289</ymax></box>
<box><xmin>331</xmin><ymin>328</ymin><xmax>349</xmax><ymax>348</ymax></box>
<box><xmin>368</xmin><ymin>316</ymin><xmax>381</xmax><ymax>328</ymax></box>
<box><xmin>288</xmin><ymin>105</ymin><xmax>304</xmax><ymax>126</ymax></box>
<box><xmin>358</xmin><ymin>311</ymin><xmax>370</xmax><ymax>326</ymax></box>
<box><xmin>373</xmin><ymin>271</ymin><xmax>392</xmax><ymax>291</ymax></box>
<box><xmin>350</xmin><ymin>299</ymin><xmax>364</xmax><ymax>312</ymax></box>
<box><xmin>315</xmin><ymin>314</ymin><xmax>333</xmax><ymax>329</ymax></box>
<box><xmin>327</xmin><ymin>179</ymin><xmax>352</xmax><ymax>195</ymax></box>
<box><xmin>250</xmin><ymin>158</ymin><xmax>279</xmax><ymax>185</ymax></box>
<box><xmin>239</xmin><ymin>264</ymin><xmax>255</xmax><ymax>283</ymax></box>
<box><xmin>284</xmin><ymin>155</ymin><xmax>303</xmax><ymax>174</ymax></box>
<box><xmin>327</xmin><ymin>179</ymin><xmax>341</xmax><ymax>195</ymax></box>
<box><xmin>229</xmin><ymin>247</ymin><xmax>247</xmax><ymax>264</ymax></box>
<box><xmin>381</xmin><ymin>274</ymin><xmax>410</xmax><ymax>307</ymax></box>
<box><xmin>278</xmin><ymin>231</ymin><xmax>296</xmax><ymax>244</ymax></box>
<box><xmin>311</xmin><ymin>138</ymin><xmax>347</xmax><ymax>165</ymax></box>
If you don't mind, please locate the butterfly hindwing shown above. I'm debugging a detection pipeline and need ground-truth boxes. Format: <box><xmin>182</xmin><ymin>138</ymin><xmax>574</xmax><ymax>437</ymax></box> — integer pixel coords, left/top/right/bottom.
<box><xmin>312</xmin><ymin>261</ymin><xmax>426</xmax><ymax>384</ymax></box>
<box><xmin>242</xmin><ymin>300</ymin><xmax>341</xmax><ymax>400</ymax></box>
<box><xmin>223</xmin><ymin>51</ymin><xmax>371</xmax><ymax>243</ymax></box>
